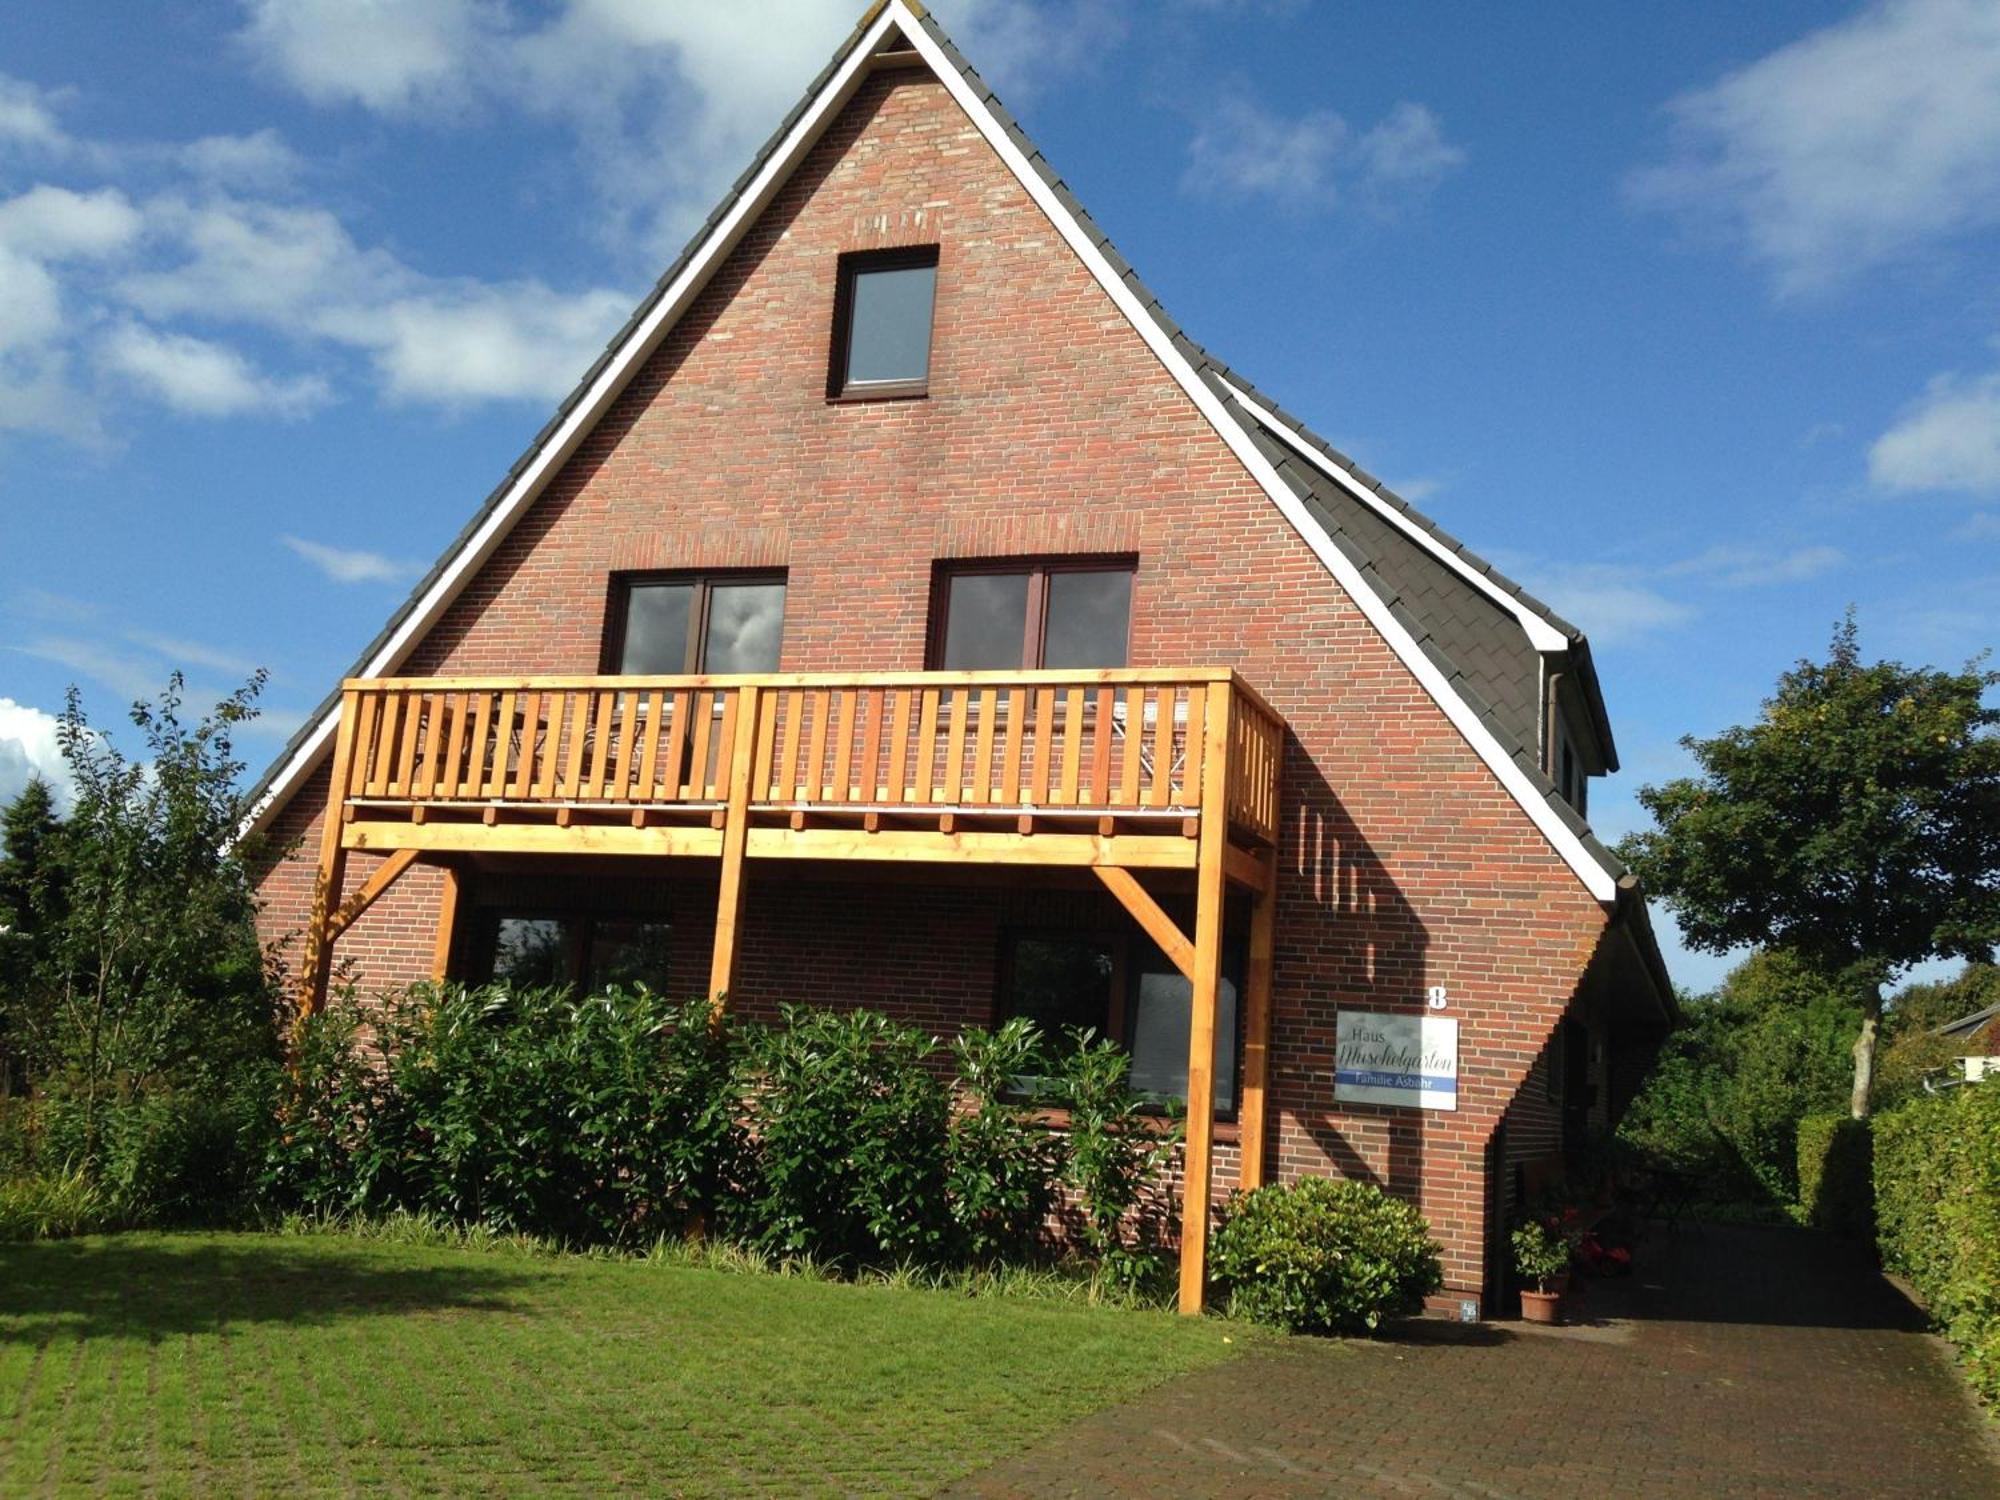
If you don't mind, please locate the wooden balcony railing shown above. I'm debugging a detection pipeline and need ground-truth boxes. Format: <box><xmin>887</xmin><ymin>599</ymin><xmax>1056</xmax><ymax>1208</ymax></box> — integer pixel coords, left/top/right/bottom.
<box><xmin>333</xmin><ymin>667</ymin><xmax>1283</xmax><ymax>844</ymax></box>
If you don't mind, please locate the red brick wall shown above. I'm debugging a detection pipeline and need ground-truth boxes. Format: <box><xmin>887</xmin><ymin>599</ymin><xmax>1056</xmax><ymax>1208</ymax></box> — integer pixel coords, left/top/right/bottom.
<box><xmin>253</xmin><ymin>64</ymin><xmax>1609</xmax><ymax>1303</ymax></box>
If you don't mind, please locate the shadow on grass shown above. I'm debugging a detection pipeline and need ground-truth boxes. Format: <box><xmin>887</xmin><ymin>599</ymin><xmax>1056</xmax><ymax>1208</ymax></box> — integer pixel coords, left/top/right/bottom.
<box><xmin>0</xmin><ymin>1234</ymin><xmax>536</xmax><ymax>1345</ymax></box>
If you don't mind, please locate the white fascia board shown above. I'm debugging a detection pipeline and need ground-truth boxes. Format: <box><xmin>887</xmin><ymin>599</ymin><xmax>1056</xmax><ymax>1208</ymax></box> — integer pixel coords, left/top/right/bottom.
<box><xmin>1218</xmin><ymin>377</ymin><xmax>1572</xmax><ymax>655</ymax></box>
<box><xmin>240</xmin><ymin>5</ymin><xmax>902</xmax><ymax>840</ymax></box>
<box><xmin>903</xmin><ymin>9</ymin><xmax>1616</xmax><ymax>902</ymax></box>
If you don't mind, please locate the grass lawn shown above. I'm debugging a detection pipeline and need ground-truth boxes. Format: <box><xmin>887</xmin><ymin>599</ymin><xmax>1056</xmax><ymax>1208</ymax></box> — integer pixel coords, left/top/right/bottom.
<box><xmin>0</xmin><ymin>1232</ymin><xmax>1248</xmax><ymax>1496</ymax></box>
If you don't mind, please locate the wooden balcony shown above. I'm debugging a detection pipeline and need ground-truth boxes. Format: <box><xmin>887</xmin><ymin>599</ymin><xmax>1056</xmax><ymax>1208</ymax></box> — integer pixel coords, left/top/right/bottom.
<box><xmin>296</xmin><ymin>666</ymin><xmax>1285</xmax><ymax>1316</ymax></box>
<box><xmin>320</xmin><ymin>668</ymin><xmax>1282</xmax><ymax>875</ymax></box>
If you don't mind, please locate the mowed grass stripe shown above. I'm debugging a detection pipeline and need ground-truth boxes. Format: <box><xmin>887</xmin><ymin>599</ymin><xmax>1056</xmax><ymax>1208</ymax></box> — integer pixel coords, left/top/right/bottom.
<box><xmin>0</xmin><ymin>1234</ymin><xmax>1246</xmax><ymax>1496</ymax></box>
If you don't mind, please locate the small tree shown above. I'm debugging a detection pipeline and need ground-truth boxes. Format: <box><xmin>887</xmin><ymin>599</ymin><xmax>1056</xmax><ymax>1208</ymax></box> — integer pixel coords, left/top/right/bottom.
<box><xmin>4</xmin><ymin>675</ymin><xmax>275</xmax><ymax>1156</ymax></box>
<box><xmin>0</xmin><ymin>776</ymin><xmax>67</xmax><ymax>1092</ymax></box>
<box><xmin>1619</xmin><ymin>617</ymin><xmax>2000</xmax><ymax>1118</ymax></box>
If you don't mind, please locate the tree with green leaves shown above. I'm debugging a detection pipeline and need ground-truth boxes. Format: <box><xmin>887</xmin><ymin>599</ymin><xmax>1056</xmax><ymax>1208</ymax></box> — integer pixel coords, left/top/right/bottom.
<box><xmin>1618</xmin><ymin>617</ymin><xmax>2000</xmax><ymax>1119</ymax></box>
<box><xmin>0</xmin><ymin>775</ymin><xmax>67</xmax><ymax>1092</ymax></box>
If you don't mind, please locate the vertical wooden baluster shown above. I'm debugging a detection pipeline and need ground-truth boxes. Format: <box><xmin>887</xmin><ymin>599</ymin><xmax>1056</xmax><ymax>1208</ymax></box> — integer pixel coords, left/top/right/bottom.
<box><xmin>1119</xmin><ymin>686</ymin><xmax>1144</xmax><ymax>808</ymax></box>
<box><xmin>970</xmin><ymin>688</ymin><xmax>997</xmax><ymax>804</ymax></box>
<box><xmin>512</xmin><ymin>692</ymin><xmax>541</xmax><ymax>799</ymax></box>
<box><xmin>535</xmin><ymin>693</ymin><xmax>564</xmax><ymax>800</ymax></box>
<box><xmin>1148</xmin><ymin>685</ymin><xmax>1175</xmax><ymax>808</ymax></box>
<box><xmin>635</xmin><ymin>690</ymin><xmax>665</xmax><ymax>800</ymax></box>
<box><xmin>943</xmin><ymin>689</ymin><xmax>969</xmax><ymax>804</ymax></box>
<box><xmin>857</xmin><ymin>689</ymin><xmax>883</xmax><ymax>801</ymax></box>
<box><xmin>1000</xmin><ymin>687</ymin><xmax>1025</xmax><ymax>805</ymax></box>
<box><xmin>1089</xmin><ymin>687</ymin><xmax>1114</xmax><ymax>806</ymax></box>
<box><xmin>1029</xmin><ymin>688</ymin><xmax>1055</xmax><ymax>805</ymax></box>
<box><xmin>415</xmin><ymin>689</ymin><xmax>446</xmax><ymax>799</ymax></box>
<box><xmin>436</xmin><ymin>693</ymin><xmax>464</xmax><ymax>801</ymax></box>
<box><xmin>804</xmin><ymin>690</ymin><xmax>831</xmax><ymax>802</ymax></box>
<box><xmin>559</xmin><ymin>691</ymin><xmax>589</xmax><ymax>801</ymax></box>
<box><xmin>831</xmin><ymin>689</ymin><xmax>857</xmax><ymax>805</ymax></box>
<box><xmin>348</xmin><ymin>691</ymin><xmax>381</xmax><ymax>800</ymax></box>
<box><xmin>484</xmin><ymin>691</ymin><xmax>515</xmax><ymax>798</ymax></box>
<box><xmin>605</xmin><ymin>690</ymin><xmax>634</xmax><ymax>799</ymax></box>
<box><xmin>886</xmin><ymin>690</ymin><xmax>912</xmax><ymax>803</ymax></box>
<box><xmin>366</xmin><ymin>692</ymin><xmax>402</xmax><ymax>797</ymax></box>
<box><xmin>710</xmin><ymin>691</ymin><xmax>739</xmax><ymax>801</ymax></box>
<box><xmin>686</xmin><ymin>691</ymin><xmax>716</xmax><ymax>799</ymax></box>
<box><xmin>753</xmin><ymin>688</ymin><xmax>779</xmax><ymax>801</ymax></box>
<box><xmin>1181</xmin><ymin>685</ymin><xmax>1207</xmax><ymax>810</ymax></box>
<box><xmin>661</xmin><ymin>691</ymin><xmax>690</xmax><ymax>801</ymax></box>
<box><xmin>1058</xmin><ymin>686</ymin><xmax>1085</xmax><ymax>805</ymax></box>
<box><xmin>914</xmin><ymin>687</ymin><xmax>940</xmax><ymax>804</ymax></box>
<box><xmin>775</xmin><ymin>690</ymin><xmax>803</xmax><ymax>802</ymax></box>
<box><xmin>586</xmin><ymin>690</ymin><xmax>614</xmax><ymax>799</ymax></box>
<box><xmin>462</xmin><ymin>691</ymin><xmax>493</xmax><ymax>798</ymax></box>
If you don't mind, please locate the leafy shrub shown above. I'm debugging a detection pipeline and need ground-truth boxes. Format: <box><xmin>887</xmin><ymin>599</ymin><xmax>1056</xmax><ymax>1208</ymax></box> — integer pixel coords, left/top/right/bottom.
<box><xmin>946</xmin><ymin>1019</ymin><xmax>1061</xmax><ymax>1263</ymax></box>
<box><xmin>742</xmin><ymin>1006</ymin><xmax>954</xmax><ymax>1265</ymax></box>
<box><xmin>1796</xmin><ymin>1113</ymin><xmax>1872</xmax><ymax>1237</ymax></box>
<box><xmin>1874</xmin><ymin>1085</ymin><xmax>2000</xmax><ymax>1407</ymax></box>
<box><xmin>1210</xmin><ymin>1177</ymin><xmax>1443</xmax><ymax>1334</ymax></box>
<box><xmin>0</xmin><ymin>1170</ymin><xmax>116</xmax><ymax>1241</ymax></box>
<box><xmin>1053</xmin><ymin>1032</ymin><xmax>1180</xmax><ymax>1287</ymax></box>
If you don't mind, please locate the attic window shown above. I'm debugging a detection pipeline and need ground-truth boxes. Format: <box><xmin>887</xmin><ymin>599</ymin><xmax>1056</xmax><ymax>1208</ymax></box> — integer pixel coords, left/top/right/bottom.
<box><xmin>829</xmin><ymin>246</ymin><xmax>938</xmax><ymax>399</ymax></box>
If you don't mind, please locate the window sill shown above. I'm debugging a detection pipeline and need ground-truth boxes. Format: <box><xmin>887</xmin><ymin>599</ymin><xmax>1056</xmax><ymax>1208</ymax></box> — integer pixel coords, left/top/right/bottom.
<box><xmin>826</xmin><ymin>384</ymin><xmax>929</xmax><ymax>404</ymax></box>
<box><xmin>1025</xmin><ymin>1105</ymin><xmax>1240</xmax><ymax>1144</ymax></box>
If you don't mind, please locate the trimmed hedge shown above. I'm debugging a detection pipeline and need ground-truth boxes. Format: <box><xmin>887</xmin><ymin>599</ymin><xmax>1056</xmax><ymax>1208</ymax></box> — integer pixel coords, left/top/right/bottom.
<box><xmin>1796</xmin><ymin>1113</ymin><xmax>1872</xmax><ymax>1237</ymax></box>
<box><xmin>1209</xmin><ymin>1177</ymin><xmax>1443</xmax><ymax>1334</ymax></box>
<box><xmin>1874</xmin><ymin>1084</ymin><xmax>2000</xmax><ymax>1408</ymax></box>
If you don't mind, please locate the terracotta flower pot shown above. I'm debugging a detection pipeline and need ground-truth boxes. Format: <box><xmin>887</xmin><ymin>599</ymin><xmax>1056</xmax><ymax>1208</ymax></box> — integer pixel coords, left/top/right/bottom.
<box><xmin>1519</xmin><ymin>1288</ymin><xmax>1563</xmax><ymax>1324</ymax></box>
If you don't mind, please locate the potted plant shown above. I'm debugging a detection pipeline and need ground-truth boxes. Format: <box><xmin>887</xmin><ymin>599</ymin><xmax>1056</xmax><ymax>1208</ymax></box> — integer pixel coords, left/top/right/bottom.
<box><xmin>1511</xmin><ymin>1219</ymin><xmax>1570</xmax><ymax>1324</ymax></box>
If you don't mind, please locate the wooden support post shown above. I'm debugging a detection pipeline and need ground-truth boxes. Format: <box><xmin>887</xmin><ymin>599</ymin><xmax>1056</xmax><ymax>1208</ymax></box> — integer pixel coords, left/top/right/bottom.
<box><xmin>431</xmin><ymin>864</ymin><xmax>462</xmax><ymax>982</ymax></box>
<box><xmin>296</xmin><ymin>688</ymin><xmax>362</xmax><ymax>1025</ymax></box>
<box><xmin>1178</xmin><ymin>681</ymin><xmax>1232</xmax><ymax>1316</ymax></box>
<box><xmin>322</xmin><ymin>847</ymin><xmax>422</xmax><ymax>942</ymax></box>
<box><xmin>1238</xmin><ymin>850</ymin><xmax>1278</xmax><ymax>1192</ymax></box>
<box><xmin>707</xmin><ymin>684</ymin><xmax>761</xmax><ymax>1019</ymax></box>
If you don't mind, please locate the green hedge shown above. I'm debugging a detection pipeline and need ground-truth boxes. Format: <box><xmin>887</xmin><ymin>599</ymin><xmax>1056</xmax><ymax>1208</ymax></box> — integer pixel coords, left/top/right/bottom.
<box><xmin>1874</xmin><ymin>1084</ymin><xmax>2000</xmax><ymax>1407</ymax></box>
<box><xmin>1209</xmin><ymin>1177</ymin><xmax>1443</xmax><ymax>1334</ymax></box>
<box><xmin>1796</xmin><ymin>1113</ymin><xmax>1872</xmax><ymax>1237</ymax></box>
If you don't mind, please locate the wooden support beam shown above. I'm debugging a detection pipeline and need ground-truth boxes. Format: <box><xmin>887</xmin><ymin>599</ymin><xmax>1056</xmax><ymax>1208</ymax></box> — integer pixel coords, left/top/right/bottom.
<box><xmin>742</xmin><ymin>827</ymin><xmax>1197</xmax><ymax>870</ymax></box>
<box><xmin>1178</xmin><ymin>682</ymin><xmax>1233</xmax><ymax>1316</ymax></box>
<box><xmin>431</xmin><ymin>864</ymin><xmax>461</xmax><ymax>982</ymax></box>
<box><xmin>1222</xmin><ymin>841</ymin><xmax>1271</xmax><ymax>892</ymax></box>
<box><xmin>1237</xmin><ymin>850</ymin><xmax>1278</xmax><ymax>1192</ymax></box>
<box><xmin>323</xmin><ymin>847</ymin><xmax>422</xmax><ymax>942</ymax></box>
<box><xmin>707</xmin><ymin>684</ymin><xmax>761</xmax><ymax>1019</ymax></box>
<box><xmin>1092</xmin><ymin>866</ymin><xmax>1196</xmax><ymax>982</ymax></box>
<box><xmin>296</xmin><ymin>689</ymin><xmax>362</xmax><ymax>1024</ymax></box>
<box><xmin>344</xmin><ymin>822</ymin><xmax>725</xmax><ymax>858</ymax></box>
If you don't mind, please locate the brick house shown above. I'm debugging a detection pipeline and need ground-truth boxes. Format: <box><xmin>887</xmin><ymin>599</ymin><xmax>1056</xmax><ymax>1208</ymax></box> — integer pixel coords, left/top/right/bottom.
<box><xmin>245</xmin><ymin>0</ymin><xmax>1674</xmax><ymax>1317</ymax></box>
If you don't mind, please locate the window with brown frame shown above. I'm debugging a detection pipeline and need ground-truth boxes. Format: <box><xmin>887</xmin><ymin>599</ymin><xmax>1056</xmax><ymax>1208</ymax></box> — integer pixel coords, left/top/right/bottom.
<box><xmin>929</xmin><ymin>559</ymin><xmax>1134</xmax><ymax>671</ymax></box>
<box><xmin>827</xmin><ymin>245</ymin><xmax>939</xmax><ymax>400</ymax></box>
<box><xmin>603</xmin><ymin>571</ymin><xmax>787</xmax><ymax>675</ymax></box>
<box><xmin>472</xmin><ymin>909</ymin><xmax>674</xmax><ymax>994</ymax></box>
<box><xmin>994</xmin><ymin>928</ymin><xmax>1241</xmax><ymax>1117</ymax></box>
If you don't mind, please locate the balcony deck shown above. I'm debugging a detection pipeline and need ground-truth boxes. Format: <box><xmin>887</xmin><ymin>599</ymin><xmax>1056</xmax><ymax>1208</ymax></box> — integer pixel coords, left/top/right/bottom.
<box><xmin>295</xmin><ymin>666</ymin><xmax>1285</xmax><ymax>1315</ymax></box>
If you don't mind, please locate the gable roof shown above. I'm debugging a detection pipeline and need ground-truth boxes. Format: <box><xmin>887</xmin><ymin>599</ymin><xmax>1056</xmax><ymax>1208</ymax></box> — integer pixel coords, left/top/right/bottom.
<box><xmin>243</xmin><ymin>0</ymin><xmax>1627</xmax><ymax>904</ymax></box>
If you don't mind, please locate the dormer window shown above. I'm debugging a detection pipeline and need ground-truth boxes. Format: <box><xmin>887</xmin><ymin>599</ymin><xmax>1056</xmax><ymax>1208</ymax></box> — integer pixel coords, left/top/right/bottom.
<box><xmin>828</xmin><ymin>245</ymin><xmax>938</xmax><ymax>399</ymax></box>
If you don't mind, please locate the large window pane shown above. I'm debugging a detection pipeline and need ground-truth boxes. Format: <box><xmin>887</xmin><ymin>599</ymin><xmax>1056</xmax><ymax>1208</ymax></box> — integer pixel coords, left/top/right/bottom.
<box><xmin>618</xmin><ymin>583</ymin><xmax>693</xmax><ymax>674</ymax></box>
<box><xmin>588</xmin><ymin>919</ymin><xmax>672</xmax><ymax>994</ymax></box>
<box><xmin>1002</xmin><ymin>934</ymin><xmax>1114</xmax><ymax>1041</ymax></box>
<box><xmin>1041</xmin><ymin>569</ymin><xmax>1132</xmax><ymax>669</ymax></box>
<box><xmin>489</xmin><ymin>916</ymin><xmax>572</xmax><ymax>988</ymax></box>
<box><xmin>1127</xmin><ymin>950</ymin><xmax>1238</xmax><ymax>1113</ymax></box>
<box><xmin>845</xmin><ymin>263</ymin><xmax>936</xmax><ymax>386</ymax></box>
<box><xmin>704</xmin><ymin>581</ymin><xmax>786</xmax><ymax>673</ymax></box>
<box><xmin>941</xmin><ymin>572</ymin><xmax>1030</xmax><ymax>670</ymax></box>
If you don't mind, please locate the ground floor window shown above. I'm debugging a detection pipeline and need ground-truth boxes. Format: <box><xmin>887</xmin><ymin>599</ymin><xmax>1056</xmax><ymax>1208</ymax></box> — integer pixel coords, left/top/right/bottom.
<box><xmin>995</xmin><ymin>929</ymin><xmax>1240</xmax><ymax>1116</ymax></box>
<box><xmin>475</xmin><ymin>909</ymin><xmax>673</xmax><ymax>994</ymax></box>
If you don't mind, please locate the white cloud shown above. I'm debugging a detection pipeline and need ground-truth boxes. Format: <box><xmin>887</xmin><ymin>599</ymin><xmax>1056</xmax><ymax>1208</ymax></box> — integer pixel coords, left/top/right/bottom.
<box><xmin>121</xmin><ymin>631</ymin><xmax>262</xmax><ymax>680</ymax></box>
<box><xmin>238</xmin><ymin>0</ymin><xmax>498</xmax><ymax>114</ymax></box>
<box><xmin>1183</xmin><ymin>92</ymin><xmax>1462</xmax><ymax>213</ymax></box>
<box><xmin>1955</xmin><ymin>512</ymin><xmax>2000</xmax><ymax>540</ymax></box>
<box><xmin>1521</xmin><ymin>562</ymin><xmax>1696</xmax><ymax>645</ymax></box>
<box><xmin>0</xmin><ymin>75</ymin><xmax>68</xmax><ymax>150</ymax></box>
<box><xmin>1631</xmin><ymin>0</ymin><xmax>2000</xmax><ymax>293</ymax></box>
<box><xmin>0</xmin><ymin>699</ymin><xmax>72</xmax><ymax>810</ymax></box>
<box><xmin>99</xmin><ymin>321</ymin><xmax>330</xmax><ymax>417</ymax></box>
<box><xmin>1660</xmin><ymin>543</ymin><xmax>1845</xmax><ymax>588</ymax></box>
<box><xmin>172</xmin><ymin>129</ymin><xmax>305</xmax><ymax>190</ymax></box>
<box><xmin>0</xmin><ymin>184</ymin><xmax>143</xmax><ymax>260</ymax></box>
<box><xmin>1869</xmin><ymin>370</ymin><xmax>2000</xmax><ymax>496</ymax></box>
<box><xmin>13</xmin><ymin>635</ymin><xmax>165</xmax><ymax>703</ymax></box>
<box><xmin>281</xmin><ymin>535</ymin><xmax>421</xmax><ymax>585</ymax></box>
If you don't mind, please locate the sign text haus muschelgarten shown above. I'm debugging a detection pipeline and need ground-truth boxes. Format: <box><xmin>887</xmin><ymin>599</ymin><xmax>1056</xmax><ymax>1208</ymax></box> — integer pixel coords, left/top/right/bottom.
<box><xmin>1334</xmin><ymin>1011</ymin><xmax>1459</xmax><ymax>1111</ymax></box>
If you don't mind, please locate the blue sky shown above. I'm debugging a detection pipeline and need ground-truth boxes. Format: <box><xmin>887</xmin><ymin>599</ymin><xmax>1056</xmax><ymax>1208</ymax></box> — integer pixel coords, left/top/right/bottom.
<box><xmin>4</xmin><ymin>0</ymin><xmax>1999</xmax><ymax>992</ymax></box>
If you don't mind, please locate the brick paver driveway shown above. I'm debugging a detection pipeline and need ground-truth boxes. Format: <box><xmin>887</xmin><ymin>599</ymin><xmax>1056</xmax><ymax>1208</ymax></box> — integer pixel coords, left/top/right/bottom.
<box><xmin>950</xmin><ymin>1222</ymin><xmax>2000</xmax><ymax>1499</ymax></box>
